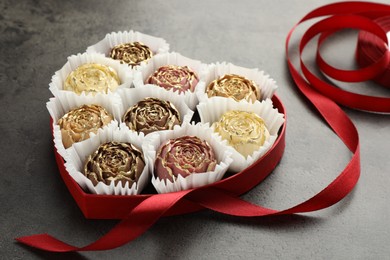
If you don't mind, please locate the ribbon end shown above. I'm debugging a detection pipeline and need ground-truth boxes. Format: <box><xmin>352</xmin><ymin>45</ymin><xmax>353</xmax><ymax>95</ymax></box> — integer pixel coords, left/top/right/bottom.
<box><xmin>15</xmin><ymin>234</ymin><xmax>76</xmax><ymax>252</ymax></box>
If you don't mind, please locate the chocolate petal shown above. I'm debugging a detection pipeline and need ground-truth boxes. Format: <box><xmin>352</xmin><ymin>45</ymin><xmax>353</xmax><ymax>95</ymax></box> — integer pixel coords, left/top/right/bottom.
<box><xmin>60</xmin><ymin>129</ymin><xmax>74</xmax><ymax>149</ymax></box>
<box><xmin>155</xmin><ymin>156</ymin><xmax>174</xmax><ymax>182</ymax></box>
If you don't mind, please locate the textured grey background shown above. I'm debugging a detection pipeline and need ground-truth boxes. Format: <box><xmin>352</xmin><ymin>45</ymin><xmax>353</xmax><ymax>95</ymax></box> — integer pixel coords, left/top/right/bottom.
<box><xmin>1</xmin><ymin>0</ymin><xmax>390</xmax><ymax>259</ymax></box>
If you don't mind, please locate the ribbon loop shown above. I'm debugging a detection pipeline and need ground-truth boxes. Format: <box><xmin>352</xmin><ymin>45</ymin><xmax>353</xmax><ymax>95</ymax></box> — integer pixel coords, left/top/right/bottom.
<box><xmin>295</xmin><ymin>9</ymin><xmax>390</xmax><ymax>112</ymax></box>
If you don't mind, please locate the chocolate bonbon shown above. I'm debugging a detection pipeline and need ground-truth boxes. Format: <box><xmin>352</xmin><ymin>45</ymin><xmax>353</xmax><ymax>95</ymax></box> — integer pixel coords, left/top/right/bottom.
<box><xmin>154</xmin><ymin>136</ymin><xmax>217</xmax><ymax>182</ymax></box>
<box><xmin>123</xmin><ymin>97</ymin><xmax>181</xmax><ymax>135</ymax></box>
<box><xmin>206</xmin><ymin>74</ymin><xmax>260</xmax><ymax>102</ymax></box>
<box><xmin>213</xmin><ymin>110</ymin><xmax>269</xmax><ymax>157</ymax></box>
<box><xmin>64</xmin><ymin>63</ymin><xmax>120</xmax><ymax>95</ymax></box>
<box><xmin>147</xmin><ymin>65</ymin><xmax>199</xmax><ymax>93</ymax></box>
<box><xmin>58</xmin><ymin>104</ymin><xmax>113</xmax><ymax>148</ymax></box>
<box><xmin>84</xmin><ymin>141</ymin><xmax>145</xmax><ymax>187</ymax></box>
<box><xmin>110</xmin><ymin>42</ymin><xmax>153</xmax><ymax>66</ymax></box>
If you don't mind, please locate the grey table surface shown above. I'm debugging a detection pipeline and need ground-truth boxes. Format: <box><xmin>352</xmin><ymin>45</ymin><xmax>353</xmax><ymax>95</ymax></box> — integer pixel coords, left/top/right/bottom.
<box><xmin>1</xmin><ymin>0</ymin><xmax>390</xmax><ymax>259</ymax></box>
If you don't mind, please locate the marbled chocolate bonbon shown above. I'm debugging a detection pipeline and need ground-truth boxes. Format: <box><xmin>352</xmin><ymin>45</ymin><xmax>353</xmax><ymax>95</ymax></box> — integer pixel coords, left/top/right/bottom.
<box><xmin>206</xmin><ymin>74</ymin><xmax>260</xmax><ymax>102</ymax></box>
<box><xmin>213</xmin><ymin>110</ymin><xmax>269</xmax><ymax>157</ymax></box>
<box><xmin>58</xmin><ymin>104</ymin><xmax>113</xmax><ymax>148</ymax></box>
<box><xmin>123</xmin><ymin>97</ymin><xmax>181</xmax><ymax>135</ymax></box>
<box><xmin>147</xmin><ymin>65</ymin><xmax>199</xmax><ymax>94</ymax></box>
<box><xmin>154</xmin><ymin>136</ymin><xmax>217</xmax><ymax>182</ymax></box>
<box><xmin>84</xmin><ymin>141</ymin><xmax>145</xmax><ymax>187</ymax></box>
<box><xmin>64</xmin><ymin>63</ymin><xmax>120</xmax><ymax>95</ymax></box>
<box><xmin>110</xmin><ymin>42</ymin><xmax>153</xmax><ymax>66</ymax></box>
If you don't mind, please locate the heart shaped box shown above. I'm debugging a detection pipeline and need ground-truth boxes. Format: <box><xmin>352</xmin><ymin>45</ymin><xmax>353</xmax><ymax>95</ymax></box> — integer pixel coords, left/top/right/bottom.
<box><xmin>53</xmin><ymin>95</ymin><xmax>286</xmax><ymax>220</ymax></box>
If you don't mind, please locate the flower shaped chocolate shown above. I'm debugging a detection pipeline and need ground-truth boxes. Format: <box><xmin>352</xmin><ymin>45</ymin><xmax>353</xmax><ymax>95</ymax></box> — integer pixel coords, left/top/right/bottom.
<box><xmin>123</xmin><ymin>97</ymin><xmax>181</xmax><ymax>135</ymax></box>
<box><xmin>64</xmin><ymin>63</ymin><xmax>120</xmax><ymax>95</ymax></box>
<box><xmin>84</xmin><ymin>141</ymin><xmax>145</xmax><ymax>187</ymax></box>
<box><xmin>109</xmin><ymin>42</ymin><xmax>153</xmax><ymax>66</ymax></box>
<box><xmin>146</xmin><ymin>65</ymin><xmax>199</xmax><ymax>94</ymax></box>
<box><xmin>58</xmin><ymin>104</ymin><xmax>113</xmax><ymax>148</ymax></box>
<box><xmin>213</xmin><ymin>110</ymin><xmax>269</xmax><ymax>157</ymax></box>
<box><xmin>155</xmin><ymin>136</ymin><xmax>217</xmax><ymax>182</ymax></box>
<box><xmin>206</xmin><ymin>74</ymin><xmax>260</xmax><ymax>102</ymax></box>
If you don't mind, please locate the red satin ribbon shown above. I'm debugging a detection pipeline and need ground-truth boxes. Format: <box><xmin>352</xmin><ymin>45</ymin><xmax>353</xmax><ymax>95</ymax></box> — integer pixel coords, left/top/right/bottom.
<box><xmin>16</xmin><ymin>1</ymin><xmax>390</xmax><ymax>252</ymax></box>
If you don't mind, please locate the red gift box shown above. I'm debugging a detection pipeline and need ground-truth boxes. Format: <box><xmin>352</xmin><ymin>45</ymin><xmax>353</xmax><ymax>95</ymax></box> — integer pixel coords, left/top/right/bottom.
<box><xmin>53</xmin><ymin>94</ymin><xmax>286</xmax><ymax>220</ymax></box>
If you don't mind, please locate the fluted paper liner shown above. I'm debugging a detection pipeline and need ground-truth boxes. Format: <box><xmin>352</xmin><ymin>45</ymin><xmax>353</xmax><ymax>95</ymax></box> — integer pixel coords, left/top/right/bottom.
<box><xmin>86</xmin><ymin>30</ymin><xmax>169</xmax><ymax>64</ymax></box>
<box><xmin>196</xmin><ymin>62</ymin><xmax>278</xmax><ymax>104</ymax></box>
<box><xmin>64</xmin><ymin>125</ymin><xmax>152</xmax><ymax>195</ymax></box>
<box><xmin>47</xmin><ymin>92</ymin><xmax>122</xmax><ymax>160</ymax></box>
<box><xmin>133</xmin><ymin>52</ymin><xmax>208</xmax><ymax>110</ymax></box>
<box><xmin>197</xmin><ymin>98</ymin><xmax>285</xmax><ymax>172</ymax></box>
<box><xmin>49</xmin><ymin>53</ymin><xmax>133</xmax><ymax>98</ymax></box>
<box><xmin>145</xmin><ymin>122</ymin><xmax>233</xmax><ymax>193</ymax></box>
<box><xmin>117</xmin><ymin>84</ymin><xmax>194</xmax><ymax>133</ymax></box>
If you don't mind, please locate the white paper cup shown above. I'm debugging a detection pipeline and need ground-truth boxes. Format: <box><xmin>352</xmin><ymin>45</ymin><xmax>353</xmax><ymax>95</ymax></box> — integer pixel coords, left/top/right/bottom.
<box><xmin>197</xmin><ymin>98</ymin><xmax>285</xmax><ymax>172</ymax></box>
